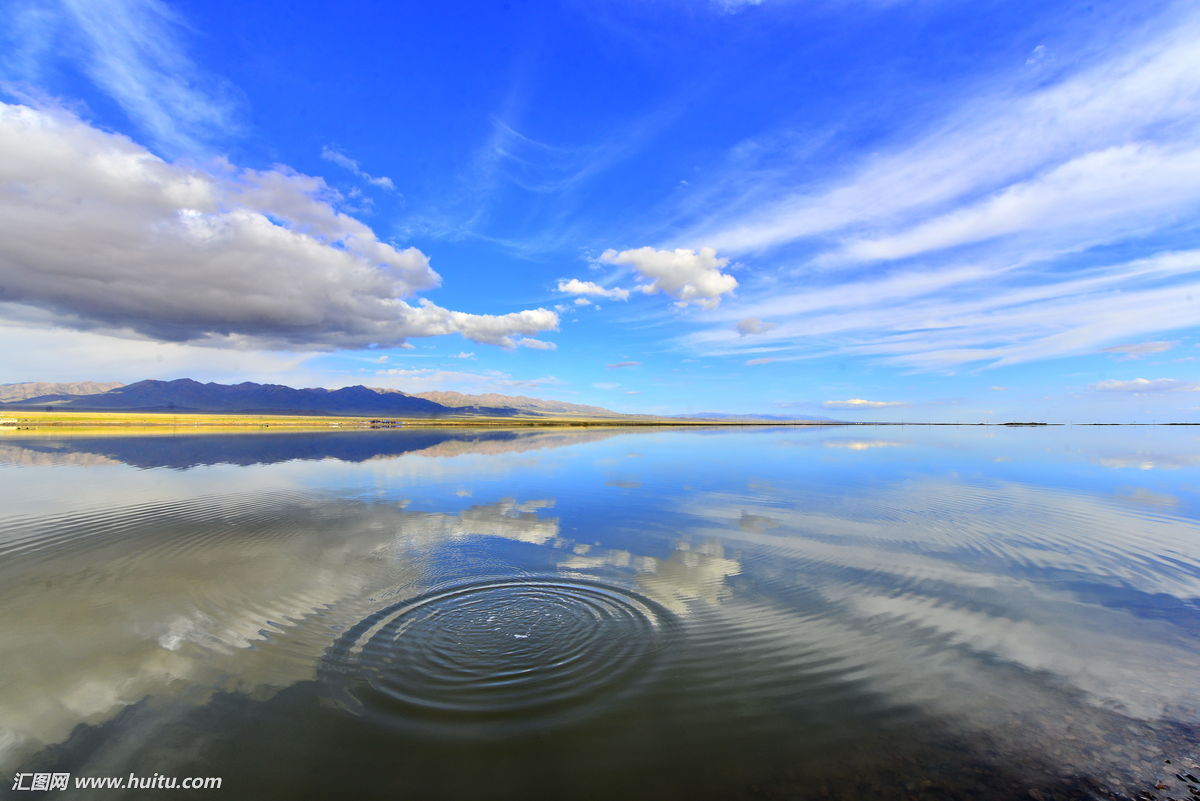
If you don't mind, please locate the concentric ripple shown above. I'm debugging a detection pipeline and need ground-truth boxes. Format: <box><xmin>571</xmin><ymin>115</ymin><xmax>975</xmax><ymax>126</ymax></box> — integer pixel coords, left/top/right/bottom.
<box><xmin>320</xmin><ymin>577</ymin><xmax>679</xmax><ymax>731</ymax></box>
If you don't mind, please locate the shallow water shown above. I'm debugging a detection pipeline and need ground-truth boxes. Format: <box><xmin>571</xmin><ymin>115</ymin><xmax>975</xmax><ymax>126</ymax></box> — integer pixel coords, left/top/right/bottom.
<box><xmin>2</xmin><ymin>425</ymin><xmax>1199</xmax><ymax>800</ymax></box>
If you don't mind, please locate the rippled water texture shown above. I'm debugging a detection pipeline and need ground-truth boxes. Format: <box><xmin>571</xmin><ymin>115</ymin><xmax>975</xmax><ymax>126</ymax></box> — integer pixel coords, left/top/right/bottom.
<box><xmin>2</xmin><ymin>426</ymin><xmax>1199</xmax><ymax>800</ymax></box>
<box><xmin>322</xmin><ymin>577</ymin><xmax>678</xmax><ymax>731</ymax></box>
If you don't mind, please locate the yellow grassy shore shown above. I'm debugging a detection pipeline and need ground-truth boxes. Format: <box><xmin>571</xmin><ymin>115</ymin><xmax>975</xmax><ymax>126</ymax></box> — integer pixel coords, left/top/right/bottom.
<box><xmin>0</xmin><ymin>410</ymin><xmax>830</xmax><ymax>436</ymax></box>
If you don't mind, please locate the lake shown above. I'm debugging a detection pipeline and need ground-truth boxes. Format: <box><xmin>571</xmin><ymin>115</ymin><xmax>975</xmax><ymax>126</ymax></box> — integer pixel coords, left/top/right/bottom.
<box><xmin>2</xmin><ymin>425</ymin><xmax>1199</xmax><ymax>800</ymax></box>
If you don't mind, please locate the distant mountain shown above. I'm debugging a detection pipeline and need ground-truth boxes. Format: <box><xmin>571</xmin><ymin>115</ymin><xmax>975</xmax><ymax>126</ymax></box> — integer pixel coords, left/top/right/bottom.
<box><xmin>0</xmin><ymin>379</ymin><xmax>803</xmax><ymax>422</ymax></box>
<box><xmin>4</xmin><ymin>378</ymin><xmax>448</xmax><ymax>416</ymax></box>
<box><xmin>0</xmin><ymin>381</ymin><xmax>125</xmax><ymax>402</ymax></box>
<box><xmin>412</xmin><ymin>391</ymin><xmax>627</xmax><ymax>418</ymax></box>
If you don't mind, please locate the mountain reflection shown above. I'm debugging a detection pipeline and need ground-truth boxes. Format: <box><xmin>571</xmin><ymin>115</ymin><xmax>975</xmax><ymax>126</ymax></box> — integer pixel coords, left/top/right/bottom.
<box><xmin>0</xmin><ymin>427</ymin><xmax>630</xmax><ymax>469</ymax></box>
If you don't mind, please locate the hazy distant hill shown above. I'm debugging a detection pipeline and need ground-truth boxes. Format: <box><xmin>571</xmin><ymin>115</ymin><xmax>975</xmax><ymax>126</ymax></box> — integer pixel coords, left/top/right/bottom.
<box><xmin>681</xmin><ymin>412</ymin><xmax>837</xmax><ymax>422</ymax></box>
<box><xmin>0</xmin><ymin>381</ymin><xmax>125</xmax><ymax>402</ymax></box>
<box><xmin>4</xmin><ymin>378</ymin><xmax>449</xmax><ymax>416</ymax></box>
<box><xmin>412</xmin><ymin>390</ymin><xmax>627</xmax><ymax>418</ymax></box>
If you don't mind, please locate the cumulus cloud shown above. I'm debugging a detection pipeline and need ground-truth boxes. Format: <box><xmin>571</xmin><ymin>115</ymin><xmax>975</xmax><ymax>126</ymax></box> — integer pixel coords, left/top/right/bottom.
<box><xmin>736</xmin><ymin>317</ymin><xmax>776</xmax><ymax>336</ymax></box>
<box><xmin>1090</xmin><ymin>378</ymin><xmax>1200</xmax><ymax>394</ymax></box>
<box><xmin>599</xmin><ymin>246</ymin><xmax>737</xmax><ymax>309</ymax></box>
<box><xmin>555</xmin><ymin>278</ymin><xmax>630</xmax><ymax>301</ymax></box>
<box><xmin>320</xmin><ymin>146</ymin><xmax>395</xmax><ymax>191</ymax></box>
<box><xmin>607</xmin><ymin>361</ymin><xmax>640</xmax><ymax>369</ymax></box>
<box><xmin>1102</xmin><ymin>341</ymin><xmax>1174</xmax><ymax>360</ymax></box>
<box><xmin>822</xmin><ymin>398</ymin><xmax>908</xmax><ymax>409</ymax></box>
<box><xmin>0</xmin><ymin>102</ymin><xmax>558</xmax><ymax>350</ymax></box>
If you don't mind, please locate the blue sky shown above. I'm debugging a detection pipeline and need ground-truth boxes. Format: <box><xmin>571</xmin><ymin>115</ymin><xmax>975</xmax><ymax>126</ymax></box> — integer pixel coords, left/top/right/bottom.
<box><xmin>1</xmin><ymin>0</ymin><xmax>1199</xmax><ymax>421</ymax></box>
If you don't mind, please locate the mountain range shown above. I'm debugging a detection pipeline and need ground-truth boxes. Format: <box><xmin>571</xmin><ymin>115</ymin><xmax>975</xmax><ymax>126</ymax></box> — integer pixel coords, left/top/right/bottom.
<box><xmin>0</xmin><ymin>379</ymin><xmax>631</xmax><ymax>418</ymax></box>
<box><xmin>0</xmin><ymin>379</ymin><xmax>833</xmax><ymax>421</ymax></box>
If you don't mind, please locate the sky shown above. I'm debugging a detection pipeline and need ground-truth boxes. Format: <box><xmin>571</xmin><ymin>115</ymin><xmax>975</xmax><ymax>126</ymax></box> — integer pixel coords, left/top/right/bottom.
<box><xmin>1</xmin><ymin>0</ymin><xmax>1199</xmax><ymax>422</ymax></box>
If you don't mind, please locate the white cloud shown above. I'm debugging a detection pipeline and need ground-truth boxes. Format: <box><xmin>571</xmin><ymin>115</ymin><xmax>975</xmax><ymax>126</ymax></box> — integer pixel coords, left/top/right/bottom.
<box><xmin>1090</xmin><ymin>378</ymin><xmax>1200</xmax><ymax>394</ymax></box>
<box><xmin>599</xmin><ymin>246</ymin><xmax>736</xmax><ymax>309</ymax></box>
<box><xmin>736</xmin><ymin>317</ymin><xmax>776</xmax><ymax>336</ymax></box>
<box><xmin>0</xmin><ymin>102</ymin><xmax>558</xmax><ymax>351</ymax></box>
<box><xmin>822</xmin><ymin>398</ymin><xmax>907</xmax><ymax>409</ymax></box>
<box><xmin>593</xmin><ymin>382</ymin><xmax>620</xmax><ymax>391</ymax></box>
<box><xmin>320</xmin><ymin>146</ymin><xmax>395</xmax><ymax>191</ymax></box>
<box><xmin>745</xmin><ymin>358</ymin><xmax>775</xmax><ymax>366</ymax></box>
<box><xmin>515</xmin><ymin>337</ymin><xmax>556</xmax><ymax>350</ymax></box>
<box><xmin>555</xmin><ymin>278</ymin><xmax>630</xmax><ymax>301</ymax></box>
<box><xmin>449</xmin><ymin>352</ymin><xmax>476</xmax><ymax>360</ymax></box>
<box><xmin>1102</xmin><ymin>341</ymin><xmax>1174</xmax><ymax>360</ymax></box>
<box><xmin>607</xmin><ymin>361</ymin><xmax>641</xmax><ymax>369</ymax></box>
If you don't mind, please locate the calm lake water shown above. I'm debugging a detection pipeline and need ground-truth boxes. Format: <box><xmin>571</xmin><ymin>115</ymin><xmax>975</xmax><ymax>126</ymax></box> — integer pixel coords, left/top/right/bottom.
<box><xmin>2</xmin><ymin>425</ymin><xmax>1199</xmax><ymax>800</ymax></box>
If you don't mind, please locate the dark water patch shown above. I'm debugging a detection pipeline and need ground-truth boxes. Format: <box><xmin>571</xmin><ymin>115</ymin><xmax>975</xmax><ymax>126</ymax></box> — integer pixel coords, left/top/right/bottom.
<box><xmin>18</xmin><ymin>677</ymin><xmax>1200</xmax><ymax>801</ymax></box>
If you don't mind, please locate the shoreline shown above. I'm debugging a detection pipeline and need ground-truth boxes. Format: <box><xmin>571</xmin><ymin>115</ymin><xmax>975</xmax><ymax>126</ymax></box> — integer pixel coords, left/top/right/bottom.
<box><xmin>0</xmin><ymin>409</ymin><xmax>839</xmax><ymax>434</ymax></box>
<box><xmin>1</xmin><ymin>411</ymin><xmax>1195</xmax><ymax>434</ymax></box>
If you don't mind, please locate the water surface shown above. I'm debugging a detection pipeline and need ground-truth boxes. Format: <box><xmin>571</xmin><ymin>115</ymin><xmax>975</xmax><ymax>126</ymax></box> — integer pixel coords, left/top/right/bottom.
<box><xmin>2</xmin><ymin>425</ymin><xmax>1199</xmax><ymax>800</ymax></box>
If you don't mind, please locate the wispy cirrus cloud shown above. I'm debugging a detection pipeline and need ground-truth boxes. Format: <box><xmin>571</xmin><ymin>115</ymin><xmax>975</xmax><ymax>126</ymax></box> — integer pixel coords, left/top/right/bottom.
<box><xmin>683</xmin><ymin>250</ymin><xmax>1200</xmax><ymax>369</ymax></box>
<box><xmin>41</xmin><ymin>0</ymin><xmax>240</xmax><ymax>155</ymax></box>
<box><xmin>663</xmin><ymin>7</ymin><xmax>1200</xmax><ymax>371</ymax></box>
<box><xmin>686</xmin><ymin>11</ymin><xmax>1200</xmax><ymax>255</ymax></box>
<box><xmin>1090</xmin><ymin>378</ymin><xmax>1200</xmax><ymax>394</ymax></box>
<box><xmin>320</xmin><ymin>147</ymin><xmax>396</xmax><ymax>191</ymax></box>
